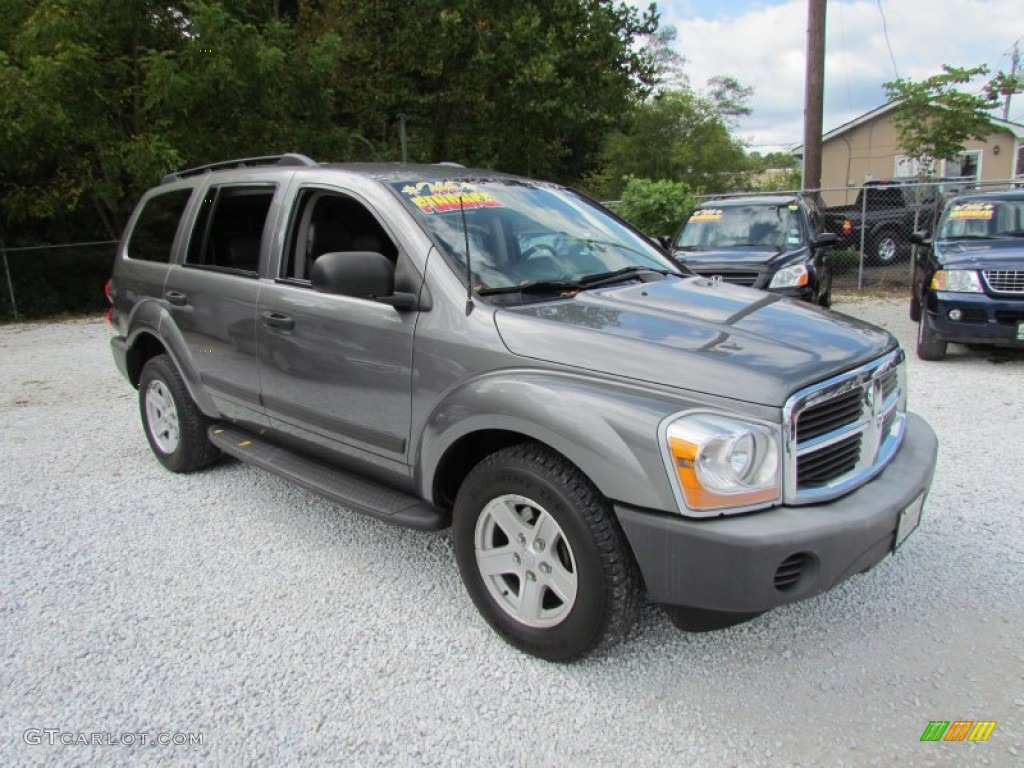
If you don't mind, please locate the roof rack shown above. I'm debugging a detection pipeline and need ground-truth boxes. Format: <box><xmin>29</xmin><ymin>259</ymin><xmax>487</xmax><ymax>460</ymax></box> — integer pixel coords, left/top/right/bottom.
<box><xmin>161</xmin><ymin>153</ymin><xmax>317</xmax><ymax>184</ymax></box>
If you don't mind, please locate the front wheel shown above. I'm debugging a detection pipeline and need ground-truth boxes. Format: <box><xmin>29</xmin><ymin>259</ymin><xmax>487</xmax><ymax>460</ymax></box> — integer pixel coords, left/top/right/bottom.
<box><xmin>916</xmin><ymin>316</ymin><xmax>947</xmax><ymax>361</ymax></box>
<box><xmin>453</xmin><ymin>444</ymin><xmax>643</xmax><ymax>661</ymax></box>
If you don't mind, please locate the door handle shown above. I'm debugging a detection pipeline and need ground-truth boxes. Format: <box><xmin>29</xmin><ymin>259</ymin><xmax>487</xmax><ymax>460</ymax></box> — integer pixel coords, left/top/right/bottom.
<box><xmin>261</xmin><ymin>311</ymin><xmax>294</xmax><ymax>330</ymax></box>
<box><xmin>165</xmin><ymin>290</ymin><xmax>188</xmax><ymax>306</ymax></box>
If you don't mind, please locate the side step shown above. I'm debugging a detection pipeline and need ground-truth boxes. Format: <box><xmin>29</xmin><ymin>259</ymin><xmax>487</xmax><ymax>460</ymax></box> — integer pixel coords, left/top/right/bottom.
<box><xmin>208</xmin><ymin>425</ymin><xmax>447</xmax><ymax>531</ymax></box>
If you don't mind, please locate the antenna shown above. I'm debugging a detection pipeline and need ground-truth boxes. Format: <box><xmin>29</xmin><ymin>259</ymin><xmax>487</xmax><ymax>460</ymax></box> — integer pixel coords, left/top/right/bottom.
<box><xmin>459</xmin><ymin>191</ymin><xmax>474</xmax><ymax>315</ymax></box>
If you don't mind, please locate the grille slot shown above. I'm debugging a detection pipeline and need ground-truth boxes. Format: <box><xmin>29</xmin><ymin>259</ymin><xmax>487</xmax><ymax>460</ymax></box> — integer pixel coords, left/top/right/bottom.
<box><xmin>774</xmin><ymin>553</ymin><xmax>810</xmax><ymax>591</ymax></box>
<box><xmin>692</xmin><ymin>270</ymin><xmax>761</xmax><ymax>287</ymax></box>
<box><xmin>797</xmin><ymin>389</ymin><xmax>862</xmax><ymax>442</ymax></box>
<box><xmin>798</xmin><ymin>434</ymin><xmax>862</xmax><ymax>486</ymax></box>
<box><xmin>983</xmin><ymin>270</ymin><xmax>1024</xmax><ymax>293</ymax></box>
<box><xmin>995</xmin><ymin>309</ymin><xmax>1024</xmax><ymax>325</ymax></box>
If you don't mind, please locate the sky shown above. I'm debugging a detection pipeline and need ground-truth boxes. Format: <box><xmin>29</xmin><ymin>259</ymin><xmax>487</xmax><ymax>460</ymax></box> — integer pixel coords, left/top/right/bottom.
<box><xmin>636</xmin><ymin>0</ymin><xmax>1024</xmax><ymax>153</ymax></box>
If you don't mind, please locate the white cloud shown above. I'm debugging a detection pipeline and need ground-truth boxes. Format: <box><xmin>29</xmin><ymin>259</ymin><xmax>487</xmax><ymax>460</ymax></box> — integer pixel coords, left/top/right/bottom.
<box><xmin>654</xmin><ymin>0</ymin><xmax>1023</xmax><ymax>152</ymax></box>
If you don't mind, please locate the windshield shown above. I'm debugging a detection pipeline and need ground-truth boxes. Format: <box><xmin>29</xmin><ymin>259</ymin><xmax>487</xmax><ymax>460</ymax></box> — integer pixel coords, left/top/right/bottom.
<box><xmin>674</xmin><ymin>204</ymin><xmax>805</xmax><ymax>251</ymax></box>
<box><xmin>938</xmin><ymin>199</ymin><xmax>1024</xmax><ymax>239</ymax></box>
<box><xmin>391</xmin><ymin>179</ymin><xmax>679</xmax><ymax>295</ymax></box>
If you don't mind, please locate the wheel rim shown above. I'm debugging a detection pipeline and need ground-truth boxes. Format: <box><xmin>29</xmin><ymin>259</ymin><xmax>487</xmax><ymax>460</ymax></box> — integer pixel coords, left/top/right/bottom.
<box><xmin>145</xmin><ymin>380</ymin><xmax>180</xmax><ymax>454</ymax></box>
<box><xmin>877</xmin><ymin>237</ymin><xmax>898</xmax><ymax>263</ymax></box>
<box><xmin>474</xmin><ymin>494</ymin><xmax>578</xmax><ymax>629</ymax></box>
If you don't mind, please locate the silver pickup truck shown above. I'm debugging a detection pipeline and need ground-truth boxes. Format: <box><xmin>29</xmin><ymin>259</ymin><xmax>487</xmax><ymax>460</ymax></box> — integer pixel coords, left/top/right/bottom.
<box><xmin>108</xmin><ymin>155</ymin><xmax>938</xmax><ymax>661</ymax></box>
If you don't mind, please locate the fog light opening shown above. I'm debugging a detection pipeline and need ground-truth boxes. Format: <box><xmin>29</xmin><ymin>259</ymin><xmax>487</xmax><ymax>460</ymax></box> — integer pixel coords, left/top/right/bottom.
<box><xmin>948</xmin><ymin>309</ymin><xmax>962</xmax><ymax>321</ymax></box>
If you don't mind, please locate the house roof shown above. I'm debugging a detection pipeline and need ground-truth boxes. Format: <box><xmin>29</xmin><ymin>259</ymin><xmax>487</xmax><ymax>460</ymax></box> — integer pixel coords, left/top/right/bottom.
<box><xmin>792</xmin><ymin>103</ymin><xmax>1024</xmax><ymax>155</ymax></box>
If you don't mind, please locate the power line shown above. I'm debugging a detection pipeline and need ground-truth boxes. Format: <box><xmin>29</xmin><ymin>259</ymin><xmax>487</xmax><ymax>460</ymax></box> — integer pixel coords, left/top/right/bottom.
<box><xmin>876</xmin><ymin>0</ymin><xmax>899</xmax><ymax>78</ymax></box>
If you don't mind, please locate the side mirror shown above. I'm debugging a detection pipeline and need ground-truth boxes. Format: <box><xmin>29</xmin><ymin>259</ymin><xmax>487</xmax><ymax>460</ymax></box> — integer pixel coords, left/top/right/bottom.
<box><xmin>814</xmin><ymin>232</ymin><xmax>838</xmax><ymax>248</ymax></box>
<box><xmin>909</xmin><ymin>231</ymin><xmax>931</xmax><ymax>247</ymax></box>
<box><xmin>311</xmin><ymin>251</ymin><xmax>417</xmax><ymax>310</ymax></box>
<box><xmin>658</xmin><ymin>235</ymin><xmax>674</xmax><ymax>250</ymax></box>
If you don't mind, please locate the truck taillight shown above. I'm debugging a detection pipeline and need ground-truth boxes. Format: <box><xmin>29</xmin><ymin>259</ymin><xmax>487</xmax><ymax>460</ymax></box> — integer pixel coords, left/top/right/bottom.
<box><xmin>842</xmin><ymin>219</ymin><xmax>852</xmax><ymax>236</ymax></box>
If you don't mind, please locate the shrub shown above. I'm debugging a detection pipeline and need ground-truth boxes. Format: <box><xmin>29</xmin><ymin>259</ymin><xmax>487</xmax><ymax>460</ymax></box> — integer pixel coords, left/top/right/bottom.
<box><xmin>614</xmin><ymin>177</ymin><xmax>696</xmax><ymax>237</ymax></box>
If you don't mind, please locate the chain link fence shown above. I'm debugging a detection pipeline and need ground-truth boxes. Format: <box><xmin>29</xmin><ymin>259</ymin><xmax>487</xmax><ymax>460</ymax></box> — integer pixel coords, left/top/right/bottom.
<box><xmin>0</xmin><ymin>241</ymin><xmax>118</xmax><ymax>322</ymax></box>
<box><xmin>690</xmin><ymin>178</ymin><xmax>1023</xmax><ymax>294</ymax></box>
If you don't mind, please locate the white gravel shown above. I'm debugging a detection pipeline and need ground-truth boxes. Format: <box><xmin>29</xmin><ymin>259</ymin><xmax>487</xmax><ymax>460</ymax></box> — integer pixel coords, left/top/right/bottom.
<box><xmin>1</xmin><ymin>300</ymin><xmax>1022</xmax><ymax>767</ymax></box>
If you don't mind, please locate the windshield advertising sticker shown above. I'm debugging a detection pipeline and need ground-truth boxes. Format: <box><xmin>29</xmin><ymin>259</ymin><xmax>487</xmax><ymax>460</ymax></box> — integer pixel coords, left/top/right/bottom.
<box><xmin>690</xmin><ymin>209</ymin><xmax>723</xmax><ymax>222</ymax></box>
<box><xmin>400</xmin><ymin>181</ymin><xmax>503</xmax><ymax>215</ymax></box>
<box><xmin>949</xmin><ymin>203</ymin><xmax>994</xmax><ymax>220</ymax></box>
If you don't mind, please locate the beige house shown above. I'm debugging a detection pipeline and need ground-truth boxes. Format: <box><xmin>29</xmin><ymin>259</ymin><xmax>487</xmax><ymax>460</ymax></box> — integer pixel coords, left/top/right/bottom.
<box><xmin>799</xmin><ymin>103</ymin><xmax>1024</xmax><ymax>206</ymax></box>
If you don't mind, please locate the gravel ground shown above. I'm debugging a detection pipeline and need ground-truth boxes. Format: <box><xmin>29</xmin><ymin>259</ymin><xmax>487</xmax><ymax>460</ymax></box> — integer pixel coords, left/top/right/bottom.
<box><xmin>1</xmin><ymin>299</ymin><xmax>1022</xmax><ymax>767</ymax></box>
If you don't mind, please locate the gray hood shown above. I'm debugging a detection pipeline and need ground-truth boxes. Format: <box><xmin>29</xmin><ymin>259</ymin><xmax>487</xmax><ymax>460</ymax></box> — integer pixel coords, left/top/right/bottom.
<box><xmin>494</xmin><ymin>276</ymin><xmax>896</xmax><ymax>406</ymax></box>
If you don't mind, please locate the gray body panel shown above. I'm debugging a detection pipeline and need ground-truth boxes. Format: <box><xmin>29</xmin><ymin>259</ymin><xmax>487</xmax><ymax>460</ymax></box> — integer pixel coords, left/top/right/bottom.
<box><xmin>108</xmin><ymin>160</ymin><xmax>938</xmax><ymax>615</ymax></box>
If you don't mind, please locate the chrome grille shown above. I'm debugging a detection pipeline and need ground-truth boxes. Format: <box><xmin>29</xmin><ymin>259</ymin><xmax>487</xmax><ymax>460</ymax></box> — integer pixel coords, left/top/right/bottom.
<box><xmin>783</xmin><ymin>350</ymin><xmax>906</xmax><ymax>505</ymax></box>
<box><xmin>982</xmin><ymin>270</ymin><xmax>1024</xmax><ymax>293</ymax></box>
<box><xmin>691</xmin><ymin>270</ymin><xmax>761</xmax><ymax>287</ymax></box>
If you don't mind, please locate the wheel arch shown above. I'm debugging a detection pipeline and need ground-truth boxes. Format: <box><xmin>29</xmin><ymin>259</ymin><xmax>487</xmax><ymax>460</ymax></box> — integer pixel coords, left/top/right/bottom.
<box><xmin>417</xmin><ymin>372</ymin><xmax>681</xmax><ymax>515</ymax></box>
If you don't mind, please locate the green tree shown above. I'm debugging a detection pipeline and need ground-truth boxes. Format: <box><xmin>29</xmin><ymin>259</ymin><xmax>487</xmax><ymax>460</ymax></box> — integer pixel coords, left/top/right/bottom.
<box><xmin>882</xmin><ymin>65</ymin><xmax>997</xmax><ymax>171</ymax></box>
<box><xmin>614</xmin><ymin>176</ymin><xmax>695</xmax><ymax>237</ymax></box>
<box><xmin>588</xmin><ymin>86</ymin><xmax>750</xmax><ymax>199</ymax></box>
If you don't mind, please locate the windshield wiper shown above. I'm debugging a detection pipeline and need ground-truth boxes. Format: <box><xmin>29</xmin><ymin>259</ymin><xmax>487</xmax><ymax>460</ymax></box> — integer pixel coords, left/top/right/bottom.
<box><xmin>944</xmin><ymin>234</ymin><xmax>998</xmax><ymax>240</ymax></box>
<box><xmin>477</xmin><ymin>279</ymin><xmax>582</xmax><ymax>297</ymax></box>
<box><xmin>578</xmin><ymin>265</ymin><xmax>674</xmax><ymax>288</ymax></box>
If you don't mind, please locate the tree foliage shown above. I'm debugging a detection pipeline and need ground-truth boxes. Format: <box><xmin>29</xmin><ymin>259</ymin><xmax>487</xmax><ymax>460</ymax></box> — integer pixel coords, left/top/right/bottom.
<box><xmin>883</xmin><ymin>65</ymin><xmax>998</xmax><ymax>169</ymax></box>
<box><xmin>0</xmin><ymin>0</ymin><xmax>660</xmax><ymax>245</ymax></box>
<box><xmin>614</xmin><ymin>176</ymin><xmax>696</xmax><ymax>237</ymax></box>
<box><xmin>587</xmin><ymin>85</ymin><xmax>751</xmax><ymax>199</ymax></box>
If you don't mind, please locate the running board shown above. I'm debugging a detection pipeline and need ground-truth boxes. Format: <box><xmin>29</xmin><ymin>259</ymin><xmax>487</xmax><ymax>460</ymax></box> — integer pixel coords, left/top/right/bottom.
<box><xmin>208</xmin><ymin>425</ymin><xmax>447</xmax><ymax>531</ymax></box>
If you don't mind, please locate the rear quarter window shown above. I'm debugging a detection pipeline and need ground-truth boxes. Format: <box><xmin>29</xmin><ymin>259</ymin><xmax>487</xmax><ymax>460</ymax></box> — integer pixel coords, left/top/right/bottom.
<box><xmin>126</xmin><ymin>188</ymin><xmax>193</xmax><ymax>263</ymax></box>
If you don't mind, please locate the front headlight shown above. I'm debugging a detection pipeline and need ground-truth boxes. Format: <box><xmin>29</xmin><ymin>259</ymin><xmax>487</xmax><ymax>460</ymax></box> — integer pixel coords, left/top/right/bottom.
<box><xmin>769</xmin><ymin>264</ymin><xmax>809</xmax><ymax>289</ymax></box>
<box><xmin>931</xmin><ymin>269</ymin><xmax>982</xmax><ymax>293</ymax></box>
<box><xmin>662</xmin><ymin>413</ymin><xmax>781</xmax><ymax>515</ymax></box>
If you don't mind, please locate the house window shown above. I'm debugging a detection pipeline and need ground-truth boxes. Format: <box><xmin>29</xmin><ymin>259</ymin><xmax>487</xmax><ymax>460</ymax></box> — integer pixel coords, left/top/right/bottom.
<box><xmin>893</xmin><ymin>155</ymin><xmax>938</xmax><ymax>178</ymax></box>
<box><xmin>1015</xmin><ymin>145</ymin><xmax>1024</xmax><ymax>180</ymax></box>
<box><xmin>944</xmin><ymin>150</ymin><xmax>981</xmax><ymax>182</ymax></box>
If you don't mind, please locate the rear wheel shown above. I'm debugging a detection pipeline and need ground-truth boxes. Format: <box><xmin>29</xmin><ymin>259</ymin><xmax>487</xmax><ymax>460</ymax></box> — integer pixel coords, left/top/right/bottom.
<box><xmin>916</xmin><ymin>316</ymin><xmax>947</xmax><ymax>361</ymax></box>
<box><xmin>139</xmin><ymin>355</ymin><xmax>221</xmax><ymax>472</ymax></box>
<box><xmin>453</xmin><ymin>443</ymin><xmax>643</xmax><ymax>661</ymax></box>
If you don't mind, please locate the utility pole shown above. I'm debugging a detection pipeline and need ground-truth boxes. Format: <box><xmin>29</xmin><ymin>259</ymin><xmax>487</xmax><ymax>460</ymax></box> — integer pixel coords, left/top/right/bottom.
<box><xmin>1003</xmin><ymin>41</ymin><xmax>1019</xmax><ymax>121</ymax></box>
<box><xmin>802</xmin><ymin>0</ymin><xmax>827</xmax><ymax>197</ymax></box>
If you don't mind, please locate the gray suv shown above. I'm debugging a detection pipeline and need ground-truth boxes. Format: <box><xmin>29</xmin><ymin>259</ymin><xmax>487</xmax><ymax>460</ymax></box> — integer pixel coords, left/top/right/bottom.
<box><xmin>108</xmin><ymin>154</ymin><xmax>938</xmax><ymax>661</ymax></box>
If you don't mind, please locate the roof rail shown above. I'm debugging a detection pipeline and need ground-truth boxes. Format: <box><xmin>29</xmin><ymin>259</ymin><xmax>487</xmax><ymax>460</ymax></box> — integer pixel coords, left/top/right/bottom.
<box><xmin>161</xmin><ymin>153</ymin><xmax>317</xmax><ymax>184</ymax></box>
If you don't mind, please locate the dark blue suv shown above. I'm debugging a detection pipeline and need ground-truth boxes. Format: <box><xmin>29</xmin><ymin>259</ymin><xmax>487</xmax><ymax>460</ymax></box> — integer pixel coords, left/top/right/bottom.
<box><xmin>910</xmin><ymin>190</ymin><xmax>1024</xmax><ymax>360</ymax></box>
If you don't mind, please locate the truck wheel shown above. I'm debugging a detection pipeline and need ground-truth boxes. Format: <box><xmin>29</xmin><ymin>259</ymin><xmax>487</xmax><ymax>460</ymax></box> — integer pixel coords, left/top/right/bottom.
<box><xmin>139</xmin><ymin>354</ymin><xmax>221</xmax><ymax>472</ymax></box>
<box><xmin>872</xmin><ymin>230</ymin><xmax>902</xmax><ymax>265</ymax></box>
<box><xmin>453</xmin><ymin>443</ymin><xmax>643</xmax><ymax>661</ymax></box>
<box><xmin>916</xmin><ymin>317</ymin><xmax>947</xmax><ymax>361</ymax></box>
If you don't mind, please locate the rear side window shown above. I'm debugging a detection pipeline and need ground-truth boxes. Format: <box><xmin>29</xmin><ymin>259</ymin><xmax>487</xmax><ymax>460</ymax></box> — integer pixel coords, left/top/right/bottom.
<box><xmin>186</xmin><ymin>185</ymin><xmax>276</xmax><ymax>274</ymax></box>
<box><xmin>126</xmin><ymin>189</ymin><xmax>193</xmax><ymax>263</ymax></box>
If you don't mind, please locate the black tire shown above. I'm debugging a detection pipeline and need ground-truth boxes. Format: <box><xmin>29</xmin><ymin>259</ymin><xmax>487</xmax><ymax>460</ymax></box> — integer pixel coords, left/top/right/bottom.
<box><xmin>870</xmin><ymin>229</ymin><xmax>903</xmax><ymax>266</ymax></box>
<box><xmin>818</xmin><ymin>279</ymin><xmax>832</xmax><ymax>308</ymax></box>
<box><xmin>453</xmin><ymin>443</ymin><xmax>643</xmax><ymax>661</ymax></box>
<box><xmin>915</xmin><ymin>316</ymin><xmax>947</xmax><ymax>361</ymax></box>
<box><xmin>909</xmin><ymin>291</ymin><xmax>921</xmax><ymax>322</ymax></box>
<box><xmin>138</xmin><ymin>354</ymin><xmax>221</xmax><ymax>473</ymax></box>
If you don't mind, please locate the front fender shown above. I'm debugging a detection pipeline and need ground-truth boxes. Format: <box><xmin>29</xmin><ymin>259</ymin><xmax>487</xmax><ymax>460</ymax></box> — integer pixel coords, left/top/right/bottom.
<box><xmin>417</xmin><ymin>370</ymin><xmax>692</xmax><ymax>513</ymax></box>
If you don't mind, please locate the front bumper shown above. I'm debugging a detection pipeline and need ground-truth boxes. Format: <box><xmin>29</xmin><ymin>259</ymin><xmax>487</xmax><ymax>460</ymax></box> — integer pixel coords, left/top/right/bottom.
<box><xmin>616</xmin><ymin>411</ymin><xmax>937</xmax><ymax>613</ymax></box>
<box><xmin>924</xmin><ymin>291</ymin><xmax>1024</xmax><ymax>347</ymax></box>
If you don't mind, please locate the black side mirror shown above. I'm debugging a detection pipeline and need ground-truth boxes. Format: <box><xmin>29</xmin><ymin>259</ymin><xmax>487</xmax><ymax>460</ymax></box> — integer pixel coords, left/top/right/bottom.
<box><xmin>658</xmin><ymin>235</ymin><xmax>674</xmax><ymax>250</ymax></box>
<box><xmin>311</xmin><ymin>251</ymin><xmax>418</xmax><ymax>310</ymax></box>
<box><xmin>814</xmin><ymin>232</ymin><xmax>838</xmax><ymax>248</ymax></box>
<box><xmin>908</xmin><ymin>231</ymin><xmax>931</xmax><ymax>247</ymax></box>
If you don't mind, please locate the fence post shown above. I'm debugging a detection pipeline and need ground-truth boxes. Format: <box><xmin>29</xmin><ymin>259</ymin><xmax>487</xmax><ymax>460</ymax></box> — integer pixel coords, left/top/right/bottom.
<box><xmin>857</xmin><ymin>186</ymin><xmax>869</xmax><ymax>291</ymax></box>
<box><xmin>0</xmin><ymin>238</ymin><xmax>18</xmax><ymax>322</ymax></box>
